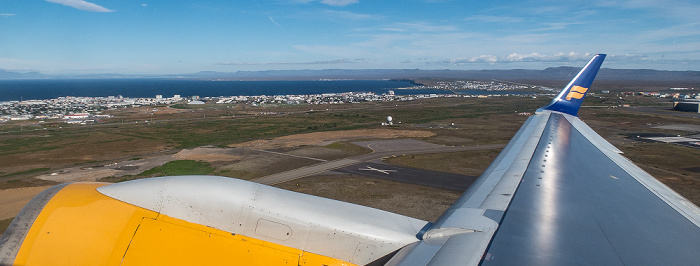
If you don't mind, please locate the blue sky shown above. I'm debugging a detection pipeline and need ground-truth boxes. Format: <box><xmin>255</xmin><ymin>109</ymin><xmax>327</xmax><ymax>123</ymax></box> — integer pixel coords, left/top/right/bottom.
<box><xmin>1</xmin><ymin>0</ymin><xmax>700</xmax><ymax>74</ymax></box>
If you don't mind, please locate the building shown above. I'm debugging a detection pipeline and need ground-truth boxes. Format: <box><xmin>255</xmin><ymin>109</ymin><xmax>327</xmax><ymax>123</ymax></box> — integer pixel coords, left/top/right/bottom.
<box><xmin>673</xmin><ymin>101</ymin><xmax>700</xmax><ymax>113</ymax></box>
<box><xmin>63</xmin><ymin>113</ymin><xmax>90</xmax><ymax>119</ymax></box>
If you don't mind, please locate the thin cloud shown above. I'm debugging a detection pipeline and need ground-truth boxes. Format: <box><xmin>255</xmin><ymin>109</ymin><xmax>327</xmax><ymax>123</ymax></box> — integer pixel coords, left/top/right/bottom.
<box><xmin>296</xmin><ymin>0</ymin><xmax>359</xmax><ymax>7</ymax></box>
<box><xmin>216</xmin><ymin>59</ymin><xmax>355</xmax><ymax>66</ymax></box>
<box><xmin>596</xmin><ymin>0</ymin><xmax>700</xmax><ymax>23</ymax></box>
<box><xmin>502</xmin><ymin>52</ymin><xmax>593</xmax><ymax>62</ymax></box>
<box><xmin>464</xmin><ymin>15</ymin><xmax>524</xmax><ymax>24</ymax></box>
<box><xmin>438</xmin><ymin>55</ymin><xmax>498</xmax><ymax>64</ymax></box>
<box><xmin>437</xmin><ymin>52</ymin><xmax>596</xmax><ymax>64</ymax></box>
<box><xmin>321</xmin><ymin>9</ymin><xmax>374</xmax><ymax>20</ymax></box>
<box><xmin>381</xmin><ymin>22</ymin><xmax>459</xmax><ymax>32</ymax></box>
<box><xmin>269</xmin><ymin>17</ymin><xmax>283</xmax><ymax>29</ymax></box>
<box><xmin>45</xmin><ymin>0</ymin><xmax>114</xmax><ymax>13</ymax></box>
<box><xmin>0</xmin><ymin>13</ymin><xmax>16</xmax><ymax>16</ymax></box>
<box><xmin>319</xmin><ymin>0</ymin><xmax>359</xmax><ymax>7</ymax></box>
<box><xmin>605</xmin><ymin>54</ymin><xmax>649</xmax><ymax>62</ymax></box>
<box><xmin>530</xmin><ymin>22</ymin><xmax>579</xmax><ymax>32</ymax></box>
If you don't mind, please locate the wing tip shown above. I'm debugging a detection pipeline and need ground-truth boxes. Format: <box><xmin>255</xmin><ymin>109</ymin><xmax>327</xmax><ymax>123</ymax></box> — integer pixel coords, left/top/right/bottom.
<box><xmin>541</xmin><ymin>54</ymin><xmax>606</xmax><ymax>116</ymax></box>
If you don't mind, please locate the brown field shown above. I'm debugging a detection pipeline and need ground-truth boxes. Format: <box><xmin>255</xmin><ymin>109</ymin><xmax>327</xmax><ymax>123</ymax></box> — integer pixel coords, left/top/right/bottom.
<box><xmin>0</xmin><ymin>186</ymin><xmax>52</xmax><ymax>220</ymax></box>
<box><xmin>274</xmin><ymin>174</ymin><xmax>461</xmax><ymax>222</ymax></box>
<box><xmin>232</xmin><ymin>128</ymin><xmax>435</xmax><ymax>149</ymax></box>
<box><xmin>0</xmin><ymin>131</ymin><xmax>170</xmax><ymax>174</ymax></box>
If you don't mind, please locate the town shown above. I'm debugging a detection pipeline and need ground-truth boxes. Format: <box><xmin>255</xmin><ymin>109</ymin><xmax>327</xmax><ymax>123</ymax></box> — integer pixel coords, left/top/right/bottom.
<box><xmin>0</xmin><ymin>80</ymin><xmax>541</xmax><ymax>123</ymax></box>
<box><xmin>2</xmin><ymin>80</ymin><xmax>698</xmax><ymax>123</ymax></box>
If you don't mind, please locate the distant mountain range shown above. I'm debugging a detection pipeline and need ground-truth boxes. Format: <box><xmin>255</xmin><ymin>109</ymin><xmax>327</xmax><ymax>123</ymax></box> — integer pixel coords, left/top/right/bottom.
<box><xmin>0</xmin><ymin>69</ymin><xmax>49</xmax><ymax>79</ymax></box>
<box><xmin>2</xmin><ymin>67</ymin><xmax>700</xmax><ymax>83</ymax></box>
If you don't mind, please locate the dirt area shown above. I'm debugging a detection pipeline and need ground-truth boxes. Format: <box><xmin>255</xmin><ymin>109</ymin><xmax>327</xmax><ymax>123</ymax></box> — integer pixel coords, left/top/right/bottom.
<box><xmin>37</xmin><ymin>168</ymin><xmax>120</xmax><ymax>183</ymax></box>
<box><xmin>218</xmin><ymin>151</ymin><xmax>319</xmax><ymax>180</ymax></box>
<box><xmin>106</xmin><ymin>106</ymin><xmax>185</xmax><ymax>117</ymax></box>
<box><xmin>231</xmin><ymin>128</ymin><xmax>435</xmax><ymax>149</ymax></box>
<box><xmin>152</xmin><ymin>107</ymin><xmax>185</xmax><ymax>115</ymax></box>
<box><xmin>0</xmin><ymin>131</ymin><xmax>169</xmax><ymax>174</ymax></box>
<box><xmin>385</xmin><ymin>149</ymin><xmax>502</xmax><ymax>177</ymax></box>
<box><xmin>274</xmin><ymin>174</ymin><xmax>461</xmax><ymax>222</ymax></box>
<box><xmin>285</xmin><ymin>146</ymin><xmax>350</xmax><ymax>160</ymax></box>
<box><xmin>31</xmin><ymin>143</ymin><xmax>353</xmax><ymax>183</ymax></box>
<box><xmin>0</xmin><ymin>186</ymin><xmax>51</xmax><ymax>220</ymax></box>
<box><xmin>174</xmin><ymin>147</ymin><xmax>244</xmax><ymax>162</ymax></box>
<box><xmin>36</xmin><ymin>154</ymin><xmax>177</xmax><ymax>182</ymax></box>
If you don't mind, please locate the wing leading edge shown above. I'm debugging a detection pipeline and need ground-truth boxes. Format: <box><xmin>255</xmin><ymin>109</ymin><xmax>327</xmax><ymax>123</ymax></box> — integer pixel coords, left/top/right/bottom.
<box><xmin>387</xmin><ymin>54</ymin><xmax>700</xmax><ymax>265</ymax></box>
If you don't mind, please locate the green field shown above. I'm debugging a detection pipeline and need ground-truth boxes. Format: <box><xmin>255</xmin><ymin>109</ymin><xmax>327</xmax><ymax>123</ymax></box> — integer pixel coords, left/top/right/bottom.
<box><xmin>0</xmin><ymin>218</ymin><xmax>13</xmax><ymax>236</ymax></box>
<box><xmin>138</xmin><ymin>160</ymin><xmax>216</xmax><ymax>177</ymax></box>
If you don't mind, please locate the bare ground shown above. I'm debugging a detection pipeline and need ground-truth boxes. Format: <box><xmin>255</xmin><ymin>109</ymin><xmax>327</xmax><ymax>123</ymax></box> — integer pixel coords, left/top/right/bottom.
<box><xmin>274</xmin><ymin>174</ymin><xmax>461</xmax><ymax>222</ymax></box>
<box><xmin>285</xmin><ymin>146</ymin><xmax>349</xmax><ymax>160</ymax></box>
<box><xmin>0</xmin><ymin>186</ymin><xmax>51</xmax><ymax>220</ymax></box>
<box><xmin>37</xmin><ymin>154</ymin><xmax>177</xmax><ymax>182</ymax></box>
<box><xmin>231</xmin><ymin>128</ymin><xmax>435</xmax><ymax>149</ymax></box>
<box><xmin>173</xmin><ymin>147</ymin><xmax>244</xmax><ymax>162</ymax></box>
<box><xmin>0</xmin><ymin>131</ymin><xmax>169</xmax><ymax>174</ymax></box>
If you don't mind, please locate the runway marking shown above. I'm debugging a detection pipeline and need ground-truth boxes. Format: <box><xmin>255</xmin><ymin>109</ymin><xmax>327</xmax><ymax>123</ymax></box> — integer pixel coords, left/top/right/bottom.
<box><xmin>359</xmin><ymin>166</ymin><xmax>397</xmax><ymax>175</ymax></box>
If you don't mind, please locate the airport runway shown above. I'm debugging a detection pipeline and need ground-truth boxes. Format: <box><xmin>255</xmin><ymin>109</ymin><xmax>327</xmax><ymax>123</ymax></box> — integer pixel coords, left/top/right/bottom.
<box><xmin>252</xmin><ymin>140</ymin><xmax>503</xmax><ymax>186</ymax></box>
<box><xmin>334</xmin><ymin>162</ymin><xmax>476</xmax><ymax>191</ymax></box>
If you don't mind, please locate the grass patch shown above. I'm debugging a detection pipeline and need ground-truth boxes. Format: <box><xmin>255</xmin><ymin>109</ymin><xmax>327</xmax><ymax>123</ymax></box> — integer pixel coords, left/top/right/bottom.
<box><xmin>1</xmin><ymin>218</ymin><xmax>14</xmax><ymax>237</ymax></box>
<box><xmin>169</xmin><ymin>104</ymin><xmax>189</xmax><ymax>109</ymax></box>
<box><xmin>384</xmin><ymin>149</ymin><xmax>502</xmax><ymax>176</ymax></box>
<box><xmin>138</xmin><ymin>160</ymin><xmax>215</xmax><ymax>177</ymax></box>
<box><xmin>274</xmin><ymin>174</ymin><xmax>461</xmax><ymax>222</ymax></box>
<box><xmin>0</xmin><ymin>178</ymin><xmax>58</xmax><ymax>190</ymax></box>
<box><xmin>100</xmin><ymin>175</ymin><xmax>133</xmax><ymax>183</ymax></box>
<box><xmin>594</xmin><ymin>113</ymin><xmax>648</xmax><ymax>118</ymax></box>
<box><xmin>214</xmin><ymin>169</ymin><xmax>261</xmax><ymax>180</ymax></box>
<box><xmin>1</xmin><ymin>168</ymin><xmax>51</xmax><ymax>178</ymax></box>
<box><xmin>324</xmin><ymin>142</ymin><xmax>372</xmax><ymax>155</ymax></box>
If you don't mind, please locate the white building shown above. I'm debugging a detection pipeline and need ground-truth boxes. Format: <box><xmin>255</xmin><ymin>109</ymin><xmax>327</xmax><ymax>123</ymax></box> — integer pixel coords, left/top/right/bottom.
<box><xmin>63</xmin><ymin>113</ymin><xmax>90</xmax><ymax>119</ymax></box>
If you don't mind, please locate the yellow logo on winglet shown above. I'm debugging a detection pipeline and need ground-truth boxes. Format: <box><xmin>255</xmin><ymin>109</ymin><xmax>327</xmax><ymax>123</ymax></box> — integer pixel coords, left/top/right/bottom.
<box><xmin>565</xmin><ymin>85</ymin><xmax>588</xmax><ymax>100</ymax></box>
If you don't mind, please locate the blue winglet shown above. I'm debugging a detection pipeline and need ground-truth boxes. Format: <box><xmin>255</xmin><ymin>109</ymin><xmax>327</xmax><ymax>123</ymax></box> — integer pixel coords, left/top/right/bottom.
<box><xmin>541</xmin><ymin>54</ymin><xmax>606</xmax><ymax>116</ymax></box>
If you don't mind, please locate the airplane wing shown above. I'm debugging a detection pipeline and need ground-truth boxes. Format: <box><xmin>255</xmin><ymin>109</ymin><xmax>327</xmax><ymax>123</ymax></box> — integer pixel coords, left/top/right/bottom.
<box><xmin>385</xmin><ymin>54</ymin><xmax>700</xmax><ymax>265</ymax></box>
<box><xmin>2</xmin><ymin>54</ymin><xmax>700</xmax><ymax>265</ymax></box>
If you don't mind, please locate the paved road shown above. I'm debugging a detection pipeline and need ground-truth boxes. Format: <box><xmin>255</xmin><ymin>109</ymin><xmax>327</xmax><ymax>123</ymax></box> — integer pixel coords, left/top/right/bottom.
<box><xmin>252</xmin><ymin>140</ymin><xmax>504</xmax><ymax>185</ymax></box>
<box><xmin>628</xmin><ymin>106</ymin><xmax>700</xmax><ymax>118</ymax></box>
<box><xmin>253</xmin><ymin>158</ymin><xmax>361</xmax><ymax>185</ymax></box>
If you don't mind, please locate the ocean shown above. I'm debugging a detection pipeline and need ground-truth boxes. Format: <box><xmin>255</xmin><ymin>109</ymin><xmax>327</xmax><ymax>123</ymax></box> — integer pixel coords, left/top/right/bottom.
<box><xmin>0</xmin><ymin>79</ymin><xmax>447</xmax><ymax>102</ymax></box>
